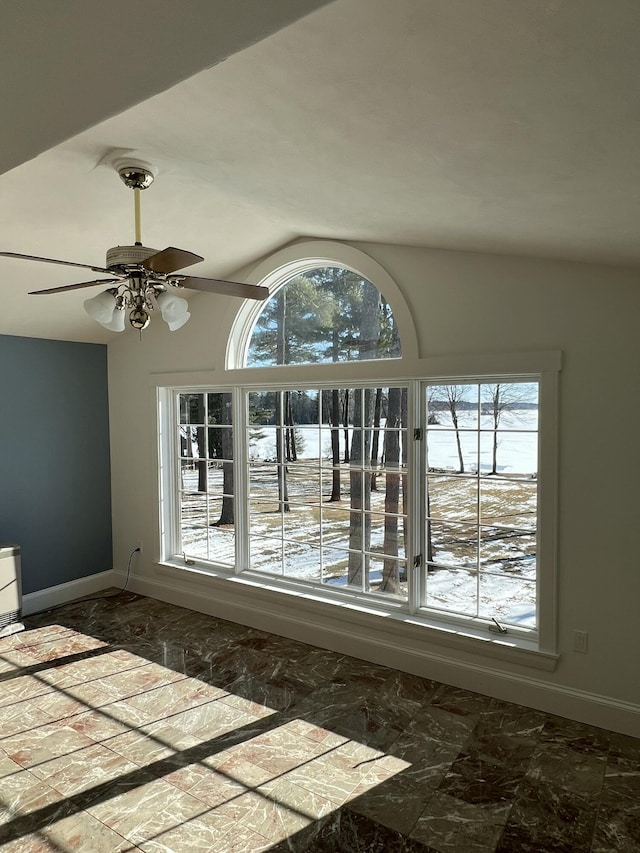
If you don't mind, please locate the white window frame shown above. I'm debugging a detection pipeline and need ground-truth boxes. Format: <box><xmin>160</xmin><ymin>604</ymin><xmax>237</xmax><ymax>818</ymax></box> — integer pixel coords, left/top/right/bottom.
<box><xmin>416</xmin><ymin>375</ymin><xmax>555</xmax><ymax>650</ymax></box>
<box><xmin>157</xmin><ymin>359</ymin><xmax>560</xmax><ymax>662</ymax></box>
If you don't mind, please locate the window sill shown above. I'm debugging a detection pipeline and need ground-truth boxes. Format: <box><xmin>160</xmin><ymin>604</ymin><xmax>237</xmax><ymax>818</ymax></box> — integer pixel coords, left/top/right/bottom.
<box><xmin>157</xmin><ymin>560</ymin><xmax>559</xmax><ymax>673</ymax></box>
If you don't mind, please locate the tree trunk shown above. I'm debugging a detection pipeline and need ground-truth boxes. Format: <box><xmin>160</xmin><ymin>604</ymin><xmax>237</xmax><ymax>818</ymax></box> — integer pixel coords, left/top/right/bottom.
<box><xmin>214</xmin><ymin>393</ymin><xmax>234</xmax><ymax>526</ymax></box>
<box><xmin>328</xmin><ymin>327</ymin><xmax>343</xmax><ymax>501</ymax></box>
<box><xmin>370</xmin><ymin>387</ymin><xmax>383</xmax><ymax>490</ymax></box>
<box><xmin>491</xmin><ymin>384</ymin><xmax>501</xmax><ymax>474</ymax></box>
<box><xmin>276</xmin><ymin>288</ymin><xmax>286</xmax><ymax>365</ymax></box>
<box><xmin>275</xmin><ymin>391</ymin><xmax>290</xmax><ymax>512</ymax></box>
<box><xmin>274</xmin><ymin>295</ymin><xmax>290</xmax><ymax>511</ymax></box>
<box><xmin>284</xmin><ymin>391</ymin><xmax>297</xmax><ymax>462</ymax></box>
<box><xmin>347</xmin><ymin>287</ymin><xmax>380</xmax><ymax>586</ymax></box>
<box><xmin>180</xmin><ymin>423</ymin><xmax>192</xmax><ymax>489</ymax></box>
<box><xmin>348</xmin><ymin>389</ymin><xmax>374</xmax><ymax>585</ymax></box>
<box><xmin>451</xmin><ymin>410</ymin><xmax>465</xmax><ymax>474</ymax></box>
<box><xmin>380</xmin><ymin>386</ymin><xmax>401</xmax><ymax>593</ymax></box>
<box><xmin>342</xmin><ymin>389</ymin><xmax>350</xmax><ymax>463</ymax></box>
<box><xmin>330</xmin><ymin>388</ymin><xmax>341</xmax><ymax>501</ymax></box>
<box><xmin>195</xmin><ymin>397</ymin><xmax>208</xmax><ymax>493</ymax></box>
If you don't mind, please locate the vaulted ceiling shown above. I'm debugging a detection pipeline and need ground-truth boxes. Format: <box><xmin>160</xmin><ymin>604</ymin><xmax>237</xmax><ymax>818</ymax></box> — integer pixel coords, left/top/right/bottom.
<box><xmin>3</xmin><ymin>0</ymin><xmax>640</xmax><ymax>343</ymax></box>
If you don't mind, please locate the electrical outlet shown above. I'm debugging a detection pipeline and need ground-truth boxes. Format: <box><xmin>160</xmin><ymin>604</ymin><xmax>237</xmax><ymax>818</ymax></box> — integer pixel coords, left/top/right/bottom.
<box><xmin>136</xmin><ymin>541</ymin><xmax>143</xmax><ymax>555</ymax></box>
<box><xmin>573</xmin><ymin>629</ymin><xmax>588</xmax><ymax>653</ymax></box>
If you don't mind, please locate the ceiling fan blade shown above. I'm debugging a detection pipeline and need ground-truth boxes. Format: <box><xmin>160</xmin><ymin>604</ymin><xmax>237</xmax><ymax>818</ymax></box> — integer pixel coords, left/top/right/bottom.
<box><xmin>29</xmin><ymin>278</ymin><xmax>122</xmax><ymax>295</ymax></box>
<box><xmin>0</xmin><ymin>251</ymin><xmax>113</xmax><ymax>275</ymax></box>
<box><xmin>173</xmin><ymin>275</ymin><xmax>270</xmax><ymax>301</ymax></box>
<box><xmin>142</xmin><ymin>247</ymin><xmax>204</xmax><ymax>275</ymax></box>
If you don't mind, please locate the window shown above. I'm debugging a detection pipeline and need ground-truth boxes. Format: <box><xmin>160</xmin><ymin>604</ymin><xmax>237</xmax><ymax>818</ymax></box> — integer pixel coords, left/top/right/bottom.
<box><xmin>176</xmin><ymin>391</ymin><xmax>235</xmax><ymax>566</ymax></box>
<box><xmin>158</xmin><ymin>249</ymin><xmax>558</xmax><ymax>657</ymax></box>
<box><xmin>423</xmin><ymin>381</ymin><xmax>539</xmax><ymax>630</ymax></box>
<box><xmin>246</xmin><ymin>387</ymin><xmax>407</xmax><ymax>598</ymax></box>
<box><xmin>247</xmin><ymin>266</ymin><xmax>401</xmax><ymax>367</ymax></box>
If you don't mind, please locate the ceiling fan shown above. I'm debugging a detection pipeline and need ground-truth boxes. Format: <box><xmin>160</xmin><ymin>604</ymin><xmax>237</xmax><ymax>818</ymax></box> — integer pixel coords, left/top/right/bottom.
<box><xmin>0</xmin><ymin>161</ymin><xmax>270</xmax><ymax>332</ymax></box>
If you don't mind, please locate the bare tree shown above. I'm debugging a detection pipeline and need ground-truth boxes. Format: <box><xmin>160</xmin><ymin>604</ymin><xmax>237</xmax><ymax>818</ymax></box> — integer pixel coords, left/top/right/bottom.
<box><xmin>443</xmin><ymin>385</ymin><xmax>467</xmax><ymax>473</ymax></box>
<box><xmin>482</xmin><ymin>383</ymin><xmax>527</xmax><ymax>475</ymax></box>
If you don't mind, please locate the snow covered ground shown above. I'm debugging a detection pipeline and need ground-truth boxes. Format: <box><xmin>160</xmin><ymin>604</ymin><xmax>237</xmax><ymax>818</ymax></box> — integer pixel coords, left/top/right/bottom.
<box><xmin>180</xmin><ymin>408</ymin><xmax>539</xmax><ymax>628</ymax></box>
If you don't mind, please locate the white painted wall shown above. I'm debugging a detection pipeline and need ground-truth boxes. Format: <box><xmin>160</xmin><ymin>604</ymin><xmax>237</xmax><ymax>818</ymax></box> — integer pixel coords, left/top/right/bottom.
<box><xmin>0</xmin><ymin>0</ymin><xmax>333</xmax><ymax>177</ymax></box>
<box><xmin>107</xmin><ymin>240</ymin><xmax>640</xmax><ymax>734</ymax></box>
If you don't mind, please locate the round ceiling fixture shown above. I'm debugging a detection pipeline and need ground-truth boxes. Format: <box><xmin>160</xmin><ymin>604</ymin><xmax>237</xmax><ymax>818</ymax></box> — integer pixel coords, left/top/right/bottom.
<box><xmin>117</xmin><ymin>163</ymin><xmax>155</xmax><ymax>191</ymax></box>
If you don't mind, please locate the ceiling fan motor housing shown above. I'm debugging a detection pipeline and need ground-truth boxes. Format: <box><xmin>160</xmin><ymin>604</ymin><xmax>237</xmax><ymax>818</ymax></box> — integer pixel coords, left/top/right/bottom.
<box><xmin>106</xmin><ymin>245</ymin><xmax>159</xmax><ymax>269</ymax></box>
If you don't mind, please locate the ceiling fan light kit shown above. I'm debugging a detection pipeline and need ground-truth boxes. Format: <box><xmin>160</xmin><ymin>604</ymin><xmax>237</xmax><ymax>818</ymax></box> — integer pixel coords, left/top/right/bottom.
<box><xmin>83</xmin><ymin>289</ymin><xmax>120</xmax><ymax>325</ymax></box>
<box><xmin>1</xmin><ymin>159</ymin><xmax>270</xmax><ymax>335</ymax></box>
<box><xmin>156</xmin><ymin>290</ymin><xmax>191</xmax><ymax>331</ymax></box>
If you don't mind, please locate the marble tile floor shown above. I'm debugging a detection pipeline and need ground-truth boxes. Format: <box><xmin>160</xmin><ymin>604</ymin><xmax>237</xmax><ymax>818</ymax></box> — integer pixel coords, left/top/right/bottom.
<box><xmin>0</xmin><ymin>593</ymin><xmax>638</xmax><ymax>852</ymax></box>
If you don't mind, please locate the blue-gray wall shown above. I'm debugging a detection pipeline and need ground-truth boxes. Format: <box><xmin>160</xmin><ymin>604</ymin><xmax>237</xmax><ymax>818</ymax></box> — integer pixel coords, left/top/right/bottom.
<box><xmin>0</xmin><ymin>335</ymin><xmax>112</xmax><ymax>595</ymax></box>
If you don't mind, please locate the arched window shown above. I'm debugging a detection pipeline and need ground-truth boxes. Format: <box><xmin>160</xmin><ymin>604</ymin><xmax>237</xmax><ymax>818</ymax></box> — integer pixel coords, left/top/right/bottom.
<box><xmin>246</xmin><ymin>266</ymin><xmax>401</xmax><ymax>367</ymax></box>
<box><xmin>225</xmin><ymin>241</ymin><xmax>418</xmax><ymax>371</ymax></box>
<box><xmin>158</xmin><ymin>241</ymin><xmax>558</xmax><ymax>660</ymax></box>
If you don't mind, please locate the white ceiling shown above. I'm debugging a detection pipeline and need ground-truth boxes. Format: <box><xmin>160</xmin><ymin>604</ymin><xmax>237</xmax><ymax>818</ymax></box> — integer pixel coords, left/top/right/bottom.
<box><xmin>3</xmin><ymin>0</ymin><xmax>640</xmax><ymax>343</ymax></box>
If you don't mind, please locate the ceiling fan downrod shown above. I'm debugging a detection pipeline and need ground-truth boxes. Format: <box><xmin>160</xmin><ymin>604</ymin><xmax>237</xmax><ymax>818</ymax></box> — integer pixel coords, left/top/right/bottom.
<box><xmin>116</xmin><ymin>162</ymin><xmax>155</xmax><ymax>246</ymax></box>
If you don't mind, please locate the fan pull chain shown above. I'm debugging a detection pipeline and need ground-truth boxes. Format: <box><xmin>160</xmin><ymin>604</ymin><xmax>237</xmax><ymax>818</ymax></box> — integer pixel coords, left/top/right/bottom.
<box><xmin>134</xmin><ymin>188</ymin><xmax>142</xmax><ymax>244</ymax></box>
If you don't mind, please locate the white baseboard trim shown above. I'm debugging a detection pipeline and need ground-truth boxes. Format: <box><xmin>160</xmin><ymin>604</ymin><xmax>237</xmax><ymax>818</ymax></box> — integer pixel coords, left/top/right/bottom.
<box><xmin>126</xmin><ymin>570</ymin><xmax>640</xmax><ymax>739</ymax></box>
<box><xmin>26</xmin><ymin>568</ymin><xmax>639</xmax><ymax>738</ymax></box>
<box><xmin>22</xmin><ymin>570</ymin><xmax>120</xmax><ymax>616</ymax></box>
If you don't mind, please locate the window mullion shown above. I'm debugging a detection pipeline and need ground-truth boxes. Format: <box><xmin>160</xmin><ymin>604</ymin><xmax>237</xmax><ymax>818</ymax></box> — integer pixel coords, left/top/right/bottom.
<box><xmin>159</xmin><ymin>388</ymin><xmax>178</xmax><ymax>562</ymax></box>
<box><xmin>234</xmin><ymin>388</ymin><xmax>249</xmax><ymax>575</ymax></box>
<box><xmin>277</xmin><ymin>390</ymin><xmax>286</xmax><ymax>576</ymax></box>
<box><xmin>172</xmin><ymin>390</ymin><xmax>184</xmax><ymax>562</ymax></box>
<box><xmin>408</xmin><ymin>381</ymin><xmax>423</xmax><ymax>615</ymax></box>
<box><xmin>536</xmin><ymin>370</ymin><xmax>558</xmax><ymax>653</ymax></box>
<box><xmin>476</xmin><ymin>391</ymin><xmax>481</xmax><ymax>619</ymax></box>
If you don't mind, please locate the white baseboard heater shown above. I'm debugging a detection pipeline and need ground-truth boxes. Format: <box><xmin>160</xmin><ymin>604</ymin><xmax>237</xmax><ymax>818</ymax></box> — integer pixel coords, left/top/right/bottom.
<box><xmin>0</xmin><ymin>545</ymin><xmax>25</xmax><ymax>637</ymax></box>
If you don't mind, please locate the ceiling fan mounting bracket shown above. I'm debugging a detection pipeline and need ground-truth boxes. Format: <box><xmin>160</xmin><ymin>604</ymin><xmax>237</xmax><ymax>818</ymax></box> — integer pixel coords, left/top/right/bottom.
<box><xmin>115</xmin><ymin>159</ymin><xmax>156</xmax><ymax>191</ymax></box>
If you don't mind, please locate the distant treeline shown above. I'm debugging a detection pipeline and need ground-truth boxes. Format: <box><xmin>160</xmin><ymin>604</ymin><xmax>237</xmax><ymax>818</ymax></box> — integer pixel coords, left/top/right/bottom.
<box><xmin>249</xmin><ymin>390</ymin><xmax>537</xmax><ymax>426</ymax></box>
